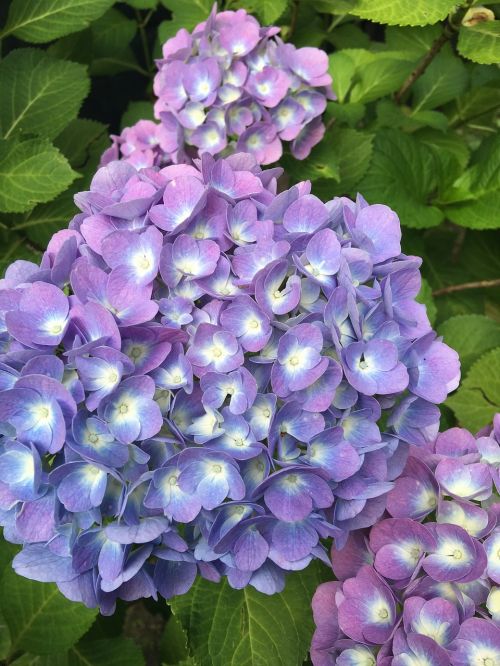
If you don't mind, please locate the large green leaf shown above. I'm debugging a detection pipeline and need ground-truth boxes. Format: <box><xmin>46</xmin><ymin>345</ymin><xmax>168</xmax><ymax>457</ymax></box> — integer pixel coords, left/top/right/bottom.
<box><xmin>121</xmin><ymin>102</ymin><xmax>155</xmax><ymax>130</ymax></box>
<box><xmin>0</xmin><ymin>568</ymin><xmax>97</xmax><ymax>656</ymax></box>
<box><xmin>385</xmin><ymin>25</ymin><xmax>441</xmax><ymax>56</ymax></box>
<box><xmin>329</xmin><ymin>127</ymin><xmax>374</xmax><ymax>193</ymax></box>
<box><xmin>447</xmin><ymin>347</ymin><xmax>500</xmax><ymax>431</ymax></box>
<box><xmin>416</xmin><ymin>278</ymin><xmax>437</xmax><ymax>326</ymax></box>
<box><xmin>449</xmin><ymin>87</ymin><xmax>500</xmax><ymax>127</ymax></box>
<box><xmin>0</xmin><ymin>138</ymin><xmax>77</xmax><ymax>214</ymax></box>
<box><xmin>0</xmin><ymin>610</ymin><xmax>10</xmax><ymax>661</ymax></box>
<box><xmin>359</xmin><ymin>129</ymin><xmax>443</xmax><ymax>228</ymax></box>
<box><xmin>90</xmin><ymin>8</ymin><xmax>138</xmax><ymax>76</ymax></box>
<box><xmin>10</xmin><ymin>188</ymin><xmax>79</xmax><ymax>246</ymax></box>
<box><xmin>69</xmin><ymin>638</ymin><xmax>145</xmax><ymax>665</ymax></box>
<box><xmin>412</xmin><ymin>47</ymin><xmax>468</xmax><ymax>111</ymax></box>
<box><xmin>329</xmin><ymin>51</ymin><xmax>357</xmax><ymax>103</ymax></box>
<box><xmin>0</xmin><ymin>49</ymin><xmax>90</xmax><ymax>141</ymax></box>
<box><xmin>1</xmin><ymin>0</ymin><xmax>114</xmax><ymax>43</ymax></box>
<box><xmin>458</xmin><ymin>21</ymin><xmax>500</xmax><ymax>65</ymax></box>
<box><xmin>11</xmin><ymin>653</ymin><xmax>68</xmax><ymax>665</ymax></box>
<box><xmin>438</xmin><ymin>314</ymin><xmax>500</xmax><ymax>373</ymax></box>
<box><xmin>349</xmin><ymin>53</ymin><xmax>415</xmax><ymax>103</ymax></box>
<box><xmin>159</xmin><ymin>0</ymin><xmax>212</xmax><ymax>42</ymax></box>
<box><xmin>161</xmin><ymin>615</ymin><xmax>190</xmax><ymax>665</ymax></box>
<box><xmin>54</xmin><ymin>119</ymin><xmax>108</xmax><ymax>169</ymax></box>
<box><xmin>235</xmin><ymin>0</ymin><xmax>288</xmax><ymax>24</ymax></box>
<box><xmin>0</xmin><ymin>230</ymin><xmax>42</xmax><ymax>275</ymax></box>
<box><xmin>282</xmin><ymin>136</ymin><xmax>340</xmax><ymax>183</ymax></box>
<box><xmin>348</xmin><ymin>0</ymin><xmax>458</xmax><ymax>26</ymax></box>
<box><xmin>444</xmin><ymin>134</ymin><xmax>500</xmax><ymax>230</ymax></box>
<box><xmin>170</xmin><ymin>565</ymin><xmax>326</xmax><ymax>666</ymax></box>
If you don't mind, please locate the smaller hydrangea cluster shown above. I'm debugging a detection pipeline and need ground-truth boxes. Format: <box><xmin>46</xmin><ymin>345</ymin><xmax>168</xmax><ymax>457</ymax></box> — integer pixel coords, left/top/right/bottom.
<box><xmin>311</xmin><ymin>416</ymin><xmax>500</xmax><ymax>666</ymax></box>
<box><xmin>0</xmin><ymin>152</ymin><xmax>459</xmax><ymax>615</ymax></box>
<box><xmin>102</xmin><ymin>6</ymin><xmax>333</xmax><ymax>169</ymax></box>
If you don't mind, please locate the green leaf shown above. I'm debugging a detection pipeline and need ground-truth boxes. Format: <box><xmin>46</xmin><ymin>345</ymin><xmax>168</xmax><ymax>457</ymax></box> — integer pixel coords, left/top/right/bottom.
<box><xmin>449</xmin><ymin>87</ymin><xmax>500</xmax><ymax>127</ymax></box>
<box><xmin>385</xmin><ymin>25</ymin><xmax>441</xmax><ymax>56</ymax></box>
<box><xmin>313</xmin><ymin>0</ymin><xmax>355</xmax><ymax>13</ymax></box>
<box><xmin>47</xmin><ymin>29</ymin><xmax>93</xmax><ymax>65</ymax></box>
<box><xmin>0</xmin><ymin>568</ymin><xmax>97</xmax><ymax>656</ymax></box>
<box><xmin>412</xmin><ymin>47</ymin><xmax>468</xmax><ymax>111</ymax></box>
<box><xmin>0</xmin><ymin>138</ymin><xmax>78</xmax><ymax>214</ymax></box>
<box><xmin>416</xmin><ymin>278</ymin><xmax>437</xmax><ymax>326</ymax></box>
<box><xmin>54</xmin><ymin>119</ymin><xmax>108</xmax><ymax>169</ymax></box>
<box><xmin>444</xmin><ymin>134</ymin><xmax>500</xmax><ymax>229</ymax></box>
<box><xmin>121</xmin><ymin>101</ymin><xmax>155</xmax><ymax>129</ymax></box>
<box><xmin>0</xmin><ymin>229</ymin><xmax>42</xmax><ymax>275</ymax></box>
<box><xmin>330</xmin><ymin>127</ymin><xmax>374</xmax><ymax>193</ymax></box>
<box><xmin>0</xmin><ymin>49</ymin><xmax>90</xmax><ymax>141</ymax></box>
<box><xmin>159</xmin><ymin>0</ymin><xmax>212</xmax><ymax>42</ymax></box>
<box><xmin>69</xmin><ymin>638</ymin><xmax>145</xmax><ymax>665</ymax></box>
<box><xmin>326</xmin><ymin>22</ymin><xmax>371</xmax><ymax>50</ymax></box>
<box><xmin>10</xmin><ymin>187</ymin><xmax>79</xmax><ymax>246</ymax></box>
<box><xmin>349</xmin><ymin>54</ymin><xmax>414</xmax><ymax>103</ymax></box>
<box><xmin>90</xmin><ymin>8</ymin><xmax>138</xmax><ymax>76</ymax></box>
<box><xmin>458</xmin><ymin>21</ymin><xmax>500</xmax><ymax>65</ymax></box>
<box><xmin>327</xmin><ymin>101</ymin><xmax>366</xmax><ymax>127</ymax></box>
<box><xmin>11</xmin><ymin>653</ymin><xmax>68</xmax><ymax>665</ymax></box>
<box><xmin>375</xmin><ymin>100</ymin><xmax>449</xmax><ymax>132</ymax></box>
<box><xmin>438</xmin><ymin>314</ymin><xmax>500</xmax><ymax>373</ymax></box>
<box><xmin>0</xmin><ymin>536</ymin><xmax>19</xmax><ymax>576</ymax></box>
<box><xmin>0</xmin><ymin>610</ymin><xmax>10</xmax><ymax>661</ymax></box>
<box><xmin>241</xmin><ymin>0</ymin><xmax>288</xmax><ymax>24</ymax></box>
<box><xmin>328</xmin><ymin>51</ymin><xmax>357</xmax><ymax>103</ymax></box>
<box><xmin>126</xmin><ymin>0</ymin><xmax>158</xmax><ymax>7</ymax></box>
<box><xmin>1</xmin><ymin>0</ymin><xmax>114</xmax><ymax>43</ymax></box>
<box><xmin>359</xmin><ymin>129</ymin><xmax>443</xmax><ymax>228</ymax></box>
<box><xmin>161</xmin><ymin>615</ymin><xmax>190</xmax><ymax>665</ymax></box>
<box><xmin>282</xmin><ymin>137</ymin><xmax>340</xmax><ymax>184</ymax></box>
<box><xmin>348</xmin><ymin>0</ymin><xmax>458</xmax><ymax>26</ymax></box>
<box><xmin>447</xmin><ymin>347</ymin><xmax>500</xmax><ymax>430</ymax></box>
<box><xmin>170</xmin><ymin>565</ymin><xmax>326</xmax><ymax>666</ymax></box>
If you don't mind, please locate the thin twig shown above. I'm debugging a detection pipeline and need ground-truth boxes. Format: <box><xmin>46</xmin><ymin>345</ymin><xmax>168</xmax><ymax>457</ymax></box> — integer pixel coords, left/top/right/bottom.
<box><xmin>394</xmin><ymin>0</ymin><xmax>474</xmax><ymax>104</ymax></box>
<box><xmin>394</xmin><ymin>29</ymin><xmax>451</xmax><ymax>104</ymax></box>
<box><xmin>433</xmin><ymin>279</ymin><xmax>500</xmax><ymax>297</ymax></box>
<box><xmin>135</xmin><ymin>9</ymin><xmax>153</xmax><ymax>73</ymax></box>
<box><xmin>287</xmin><ymin>0</ymin><xmax>300</xmax><ymax>41</ymax></box>
<box><xmin>451</xmin><ymin>227</ymin><xmax>466</xmax><ymax>263</ymax></box>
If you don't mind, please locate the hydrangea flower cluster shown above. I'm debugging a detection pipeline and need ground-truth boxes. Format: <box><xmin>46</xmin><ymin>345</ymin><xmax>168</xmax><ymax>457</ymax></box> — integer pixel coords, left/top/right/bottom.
<box><xmin>0</xmin><ymin>151</ymin><xmax>459</xmax><ymax>615</ymax></box>
<box><xmin>102</xmin><ymin>6</ymin><xmax>333</xmax><ymax>169</ymax></box>
<box><xmin>311</xmin><ymin>416</ymin><xmax>500</xmax><ymax>665</ymax></box>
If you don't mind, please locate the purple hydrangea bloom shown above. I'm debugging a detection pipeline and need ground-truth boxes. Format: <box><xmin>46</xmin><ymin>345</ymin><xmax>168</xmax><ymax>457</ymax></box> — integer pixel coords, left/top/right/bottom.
<box><xmin>0</xmin><ymin>149</ymin><xmax>460</xmax><ymax>614</ymax></box>
<box><xmin>101</xmin><ymin>6</ymin><xmax>334</xmax><ymax>169</ymax></box>
<box><xmin>311</xmin><ymin>418</ymin><xmax>500</xmax><ymax>665</ymax></box>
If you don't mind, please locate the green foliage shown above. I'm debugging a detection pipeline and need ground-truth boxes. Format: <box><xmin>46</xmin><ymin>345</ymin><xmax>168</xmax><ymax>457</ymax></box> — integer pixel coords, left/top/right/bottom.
<box><xmin>438</xmin><ymin>314</ymin><xmax>500</xmax><ymax>372</ymax></box>
<box><xmin>458</xmin><ymin>20</ymin><xmax>500</xmax><ymax>64</ymax></box>
<box><xmin>0</xmin><ymin>49</ymin><xmax>90</xmax><ymax>140</ymax></box>
<box><xmin>447</xmin><ymin>347</ymin><xmax>500</xmax><ymax>430</ymax></box>
<box><xmin>0</xmin><ymin>138</ymin><xmax>77</xmax><ymax>213</ymax></box>
<box><xmin>1</xmin><ymin>0</ymin><xmax>114</xmax><ymax>43</ymax></box>
<box><xmin>170</xmin><ymin>565</ymin><xmax>326</xmax><ymax>666</ymax></box>
<box><xmin>0</xmin><ymin>567</ymin><xmax>97</xmax><ymax>656</ymax></box>
<box><xmin>0</xmin><ymin>0</ymin><xmax>500</xmax><ymax>663</ymax></box>
<box><xmin>348</xmin><ymin>0</ymin><xmax>459</xmax><ymax>27</ymax></box>
<box><xmin>158</xmin><ymin>0</ymin><xmax>212</xmax><ymax>42</ymax></box>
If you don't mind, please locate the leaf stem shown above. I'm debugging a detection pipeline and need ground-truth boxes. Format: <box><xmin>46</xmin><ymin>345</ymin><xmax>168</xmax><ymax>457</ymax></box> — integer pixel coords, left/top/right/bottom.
<box><xmin>287</xmin><ymin>0</ymin><xmax>300</xmax><ymax>41</ymax></box>
<box><xmin>135</xmin><ymin>9</ymin><xmax>153</xmax><ymax>73</ymax></box>
<box><xmin>433</xmin><ymin>278</ymin><xmax>500</xmax><ymax>297</ymax></box>
<box><xmin>394</xmin><ymin>0</ymin><xmax>474</xmax><ymax>104</ymax></box>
